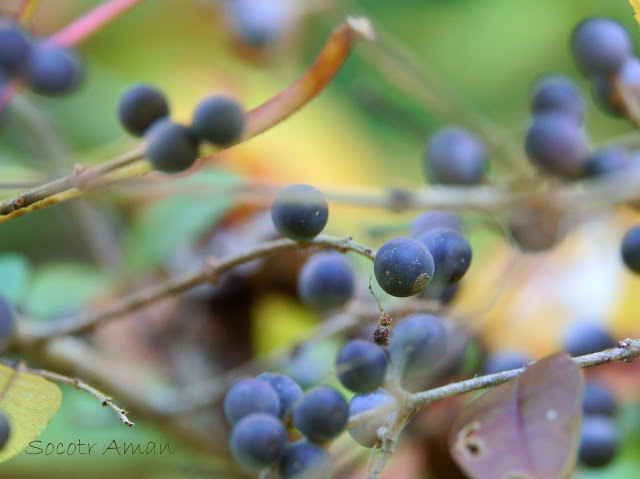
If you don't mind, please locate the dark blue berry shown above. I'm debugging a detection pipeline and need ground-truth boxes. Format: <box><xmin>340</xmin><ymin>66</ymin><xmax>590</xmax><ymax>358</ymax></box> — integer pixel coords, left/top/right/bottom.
<box><xmin>374</xmin><ymin>237</ymin><xmax>434</xmax><ymax>297</ymax></box>
<box><xmin>0</xmin><ymin>297</ymin><xmax>14</xmax><ymax>343</ymax></box>
<box><xmin>292</xmin><ymin>387</ymin><xmax>348</xmax><ymax>443</ymax></box>
<box><xmin>584</xmin><ymin>146</ymin><xmax>632</xmax><ymax>178</ymax></box>
<box><xmin>230</xmin><ymin>413</ymin><xmax>287</xmax><ymax>469</ymax></box>
<box><xmin>572</xmin><ymin>18</ymin><xmax>632</xmax><ymax>75</ymax></box>
<box><xmin>348</xmin><ymin>389</ymin><xmax>397</xmax><ymax>448</ymax></box>
<box><xmin>118</xmin><ymin>84</ymin><xmax>170</xmax><ymax>137</ymax></box>
<box><xmin>578</xmin><ymin>415</ymin><xmax>619</xmax><ymax>468</ymax></box>
<box><xmin>623</xmin><ymin>224</ymin><xmax>640</xmax><ymax>273</ymax></box>
<box><xmin>144</xmin><ymin>118</ymin><xmax>199</xmax><ymax>173</ymax></box>
<box><xmin>257</xmin><ymin>373</ymin><xmax>303</xmax><ymax>418</ymax></box>
<box><xmin>563</xmin><ymin>321</ymin><xmax>615</xmax><ymax>357</ymax></box>
<box><xmin>0</xmin><ymin>412</ymin><xmax>9</xmax><ymax>450</ymax></box>
<box><xmin>388</xmin><ymin>314</ymin><xmax>447</xmax><ymax>392</ymax></box>
<box><xmin>0</xmin><ymin>24</ymin><xmax>30</xmax><ymax>74</ymax></box>
<box><xmin>482</xmin><ymin>351</ymin><xmax>530</xmax><ymax>375</ymax></box>
<box><xmin>592</xmin><ymin>57</ymin><xmax>640</xmax><ymax>117</ymax></box>
<box><xmin>409</xmin><ymin>211</ymin><xmax>463</xmax><ymax>238</ymax></box>
<box><xmin>23</xmin><ymin>43</ymin><xmax>83</xmax><ymax>96</ymax></box>
<box><xmin>531</xmin><ymin>75</ymin><xmax>585</xmax><ymax>123</ymax></box>
<box><xmin>191</xmin><ymin>95</ymin><xmax>245</xmax><ymax>145</ymax></box>
<box><xmin>279</xmin><ymin>440</ymin><xmax>332</xmax><ymax>479</ymax></box>
<box><xmin>271</xmin><ymin>184</ymin><xmax>328</xmax><ymax>241</ymax></box>
<box><xmin>224</xmin><ymin>377</ymin><xmax>280</xmax><ymax>425</ymax></box>
<box><xmin>525</xmin><ymin>113</ymin><xmax>589</xmax><ymax>179</ymax></box>
<box><xmin>226</xmin><ymin>0</ymin><xmax>292</xmax><ymax>47</ymax></box>
<box><xmin>582</xmin><ymin>381</ymin><xmax>617</xmax><ymax>417</ymax></box>
<box><xmin>418</xmin><ymin>228</ymin><xmax>472</xmax><ymax>285</ymax></box>
<box><xmin>297</xmin><ymin>252</ymin><xmax>354</xmax><ymax>311</ymax></box>
<box><xmin>336</xmin><ymin>339</ymin><xmax>388</xmax><ymax>393</ymax></box>
<box><xmin>425</xmin><ymin>127</ymin><xmax>487</xmax><ymax>185</ymax></box>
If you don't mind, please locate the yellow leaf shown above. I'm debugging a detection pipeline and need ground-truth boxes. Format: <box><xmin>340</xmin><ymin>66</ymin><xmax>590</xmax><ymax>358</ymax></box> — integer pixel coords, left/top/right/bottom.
<box><xmin>0</xmin><ymin>364</ymin><xmax>62</xmax><ymax>464</ymax></box>
<box><xmin>631</xmin><ymin>0</ymin><xmax>640</xmax><ymax>25</ymax></box>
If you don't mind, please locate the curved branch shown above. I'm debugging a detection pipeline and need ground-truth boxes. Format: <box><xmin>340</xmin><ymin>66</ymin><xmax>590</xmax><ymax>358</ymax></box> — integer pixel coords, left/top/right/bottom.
<box><xmin>0</xmin><ymin>16</ymin><xmax>375</xmax><ymax>224</ymax></box>
<box><xmin>19</xmin><ymin>235</ymin><xmax>375</xmax><ymax>341</ymax></box>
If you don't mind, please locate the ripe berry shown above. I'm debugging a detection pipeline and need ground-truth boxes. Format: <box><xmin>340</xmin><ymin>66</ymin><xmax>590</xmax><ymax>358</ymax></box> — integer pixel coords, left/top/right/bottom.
<box><xmin>118</xmin><ymin>84</ymin><xmax>170</xmax><ymax>137</ymax></box>
<box><xmin>348</xmin><ymin>389</ymin><xmax>397</xmax><ymax>448</ymax></box>
<box><xmin>582</xmin><ymin>381</ymin><xmax>617</xmax><ymax>417</ymax></box>
<box><xmin>571</xmin><ymin>18</ymin><xmax>632</xmax><ymax>75</ymax></box>
<box><xmin>409</xmin><ymin>211</ymin><xmax>463</xmax><ymax>238</ymax></box>
<box><xmin>191</xmin><ymin>95</ymin><xmax>245</xmax><ymax>145</ymax></box>
<box><xmin>417</xmin><ymin>228</ymin><xmax>472</xmax><ymax>285</ymax></box>
<box><xmin>425</xmin><ymin>127</ymin><xmax>487</xmax><ymax>185</ymax></box>
<box><xmin>224</xmin><ymin>377</ymin><xmax>280</xmax><ymax>425</ymax></box>
<box><xmin>374</xmin><ymin>237</ymin><xmax>434</xmax><ymax>297</ymax></box>
<box><xmin>0</xmin><ymin>297</ymin><xmax>14</xmax><ymax>343</ymax></box>
<box><xmin>578</xmin><ymin>415</ymin><xmax>619</xmax><ymax>468</ymax></box>
<box><xmin>297</xmin><ymin>252</ymin><xmax>354</xmax><ymax>311</ymax></box>
<box><xmin>230</xmin><ymin>413</ymin><xmax>287</xmax><ymax>469</ymax></box>
<box><xmin>0</xmin><ymin>411</ymin><xmax>9</xmax><ymax>450</ymax></box>
<box><xmin>271</xmin><ymin>184</ymin><xmax>328</xmax><ymax>241</ymax></box>
<box><xmin>388</xmin><ymin>314</ymin><xmax>447</xmax><ymax>392</ymax></box>
<box><xmin>592</xmin><ymin>57</ymin><xmax>640</xmax><ymax>116</ymax></box>
<box><xmin>23</xmin><ymin>43</ymin><xmax>83</xmax><ymax>96</ymax></box>
<box><xmin>226</xmin><ymin>0</ymin><xmax>292</xmax><ymax>47</ymax></box>
<box><xmin>257</xmin><ymin>373</ymin><xmax>303</xmax><ymax>418</ymax></box>
<box><xmin>144</xmin><ymin>118</ymin><xmax>199</xmax><ymax>173</ymax></box>
<box><xmin>584</xmin><ymin>146</ymin><xmax>632</xmax><ymax>178</ymax></box>
<box><xmin>279</xmin><ymin>440</ymin><xmax>332</xmax><ymax>479</ymax></box>
<box><xmin>622</xmin><ymin>225</ymin><xmax>640</xmax><ymax>274</ymax></box>
<box><xmin>525</xmin><ymin>113</ymin><xmax>589</xmax><ymax>179</ymax></box>
<box><xmin>562</xmin><ymin>321</ymin><xmax>615</xmax><ymax>357</ymax></box>
<box><xmin>530</xmin><ymin>75</ymin><xmax>585</xmax><ymax>123</ymax></box>
<box><xmin>292</xmin><ymin>387</ymin><xmax>349</xmax><ymax>443</ymax></box>
<box><xmin>336</xmin><ymin>339</ymin><xmax>388</xmax><ymax>393</ymax></box>
<box><xmin>0</xmin><ymin>24</ymin><xmax>30</xmax><ymax>74</ymax></box>
<box><xmin>482</xmin><ymin>351</ymin><xmax>530</xmax><ymax>375</ymax></box>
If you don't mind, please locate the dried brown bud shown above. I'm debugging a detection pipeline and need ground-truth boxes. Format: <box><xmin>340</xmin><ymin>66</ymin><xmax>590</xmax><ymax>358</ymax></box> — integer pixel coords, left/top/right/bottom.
<box><xmin>373</xmin><ymin>327</ymin><xmax>391</xmax><ymax>346</ymax></box>
<box><xmin>379</xmin><ymin>314</ymin><xmax>392</xmax><ymax>327</ymax></box>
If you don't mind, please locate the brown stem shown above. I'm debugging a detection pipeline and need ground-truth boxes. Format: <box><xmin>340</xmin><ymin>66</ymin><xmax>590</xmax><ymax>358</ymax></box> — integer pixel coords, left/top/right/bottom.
<box><xmin>18</xmin><ymin>235</ymin><xmax>375</xmax><ymax>341</ymax></box>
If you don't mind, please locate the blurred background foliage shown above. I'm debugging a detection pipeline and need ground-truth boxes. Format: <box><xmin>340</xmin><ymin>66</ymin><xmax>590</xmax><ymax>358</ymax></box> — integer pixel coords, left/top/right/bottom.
<box><xmin>0</xmin><ymin>0</ymin><xmax>640</xmax><ymax>478</ymax></box>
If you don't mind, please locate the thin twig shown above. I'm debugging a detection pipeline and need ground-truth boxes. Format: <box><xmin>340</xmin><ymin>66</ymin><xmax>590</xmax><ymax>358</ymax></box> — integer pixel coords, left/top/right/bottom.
<box><xmin>21</xmin><ymin>235</ymin><xmax>375</xmax><ymax>341</ymax></box>
<box><xmin>0</xmin><ymin>17</ymin><xmax>375</xmax><ymax>225</ymax></box>
<box><xmin>408</xmin><ymin>338</ymin><xmax>640</xmax><ymax>409</ymax></box>
<box><xmin>15</xmin><ymin>0</ymin><xmax>41</xmax><ymax>25</ymax></box>
<box><xmin>22</xmin><ymin>366</ymin><xmax>134</xmax><ymax>427</ymax></box>
<box><xmin>346</xmin><ymin>339</ymin><xmax>640</xmax><ymax>433</ymax></box>
<box><xmin>47</xmin><ymin>0</ymin><xmax>148</xmax><ymax>47</ymax></box>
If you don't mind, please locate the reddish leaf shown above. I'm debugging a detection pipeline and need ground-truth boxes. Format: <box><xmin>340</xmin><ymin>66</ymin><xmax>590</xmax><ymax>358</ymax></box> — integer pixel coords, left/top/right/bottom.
<box><xmin>450</xmin><ymin>353</ymin><xmax>583</xmax><ymax>479</ymax></box>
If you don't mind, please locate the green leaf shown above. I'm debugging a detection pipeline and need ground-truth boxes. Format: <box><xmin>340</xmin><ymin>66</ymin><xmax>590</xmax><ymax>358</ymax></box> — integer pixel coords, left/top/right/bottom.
<box><xmin>25</xmin><ymin>263</ymin><xmax>107</xmax><ymax>319</ymax></box>
<box><xmin>124</xmin><ymin>170</ymin><xmax>240</xmax><ymax>272</ymax></box>
<box><xmin>0</xmin><ymin>254</ymin><xmax>31</xmax><ymax>306</ymax></box>
<box><xmin>0</xmin><ymin>364</ymin><xmax>62</xmax><ymax>464</ymax></box>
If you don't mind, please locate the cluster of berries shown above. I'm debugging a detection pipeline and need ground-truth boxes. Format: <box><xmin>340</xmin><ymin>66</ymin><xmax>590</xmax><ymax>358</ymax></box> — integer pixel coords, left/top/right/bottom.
<box><xmin>0</xmin><ymin>21</ymin><xmax>82</xmax><ymax>97</ymax></box>
<box><xmin>117</xmin><ymin>84</ymin><xmax>246</xmax><ymax>173</ymax></box>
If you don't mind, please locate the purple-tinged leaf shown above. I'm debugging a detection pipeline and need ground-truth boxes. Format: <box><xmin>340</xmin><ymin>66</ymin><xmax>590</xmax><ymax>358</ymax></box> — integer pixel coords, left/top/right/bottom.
<box><xmin>450</xmin><ymin>353</ymin><xmax>583</xmax><ymax>479</ymax></box>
